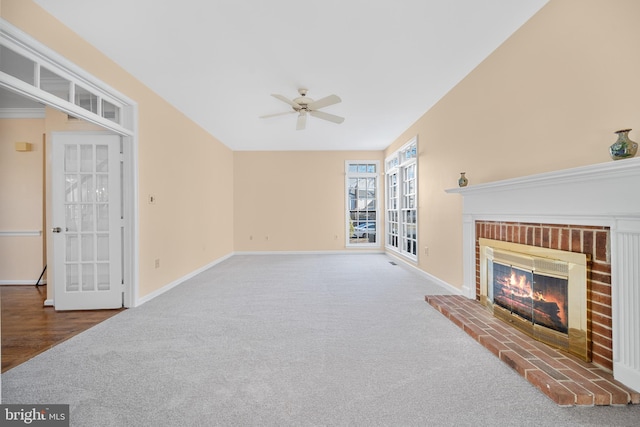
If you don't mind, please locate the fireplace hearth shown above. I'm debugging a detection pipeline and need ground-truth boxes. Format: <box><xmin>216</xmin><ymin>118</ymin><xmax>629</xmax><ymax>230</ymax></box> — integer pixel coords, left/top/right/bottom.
<box><xmin>479</xmin><ymin>238</ymin><xmax>588</xmax><ymax>360</ymax></box>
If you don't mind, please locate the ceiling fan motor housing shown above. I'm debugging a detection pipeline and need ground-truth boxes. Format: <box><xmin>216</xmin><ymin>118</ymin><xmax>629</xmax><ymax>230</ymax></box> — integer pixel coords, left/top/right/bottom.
<box><xmin>293</xmin><ymin>89</ymin><xmax>312</xmax><ymax>110</ymax></box>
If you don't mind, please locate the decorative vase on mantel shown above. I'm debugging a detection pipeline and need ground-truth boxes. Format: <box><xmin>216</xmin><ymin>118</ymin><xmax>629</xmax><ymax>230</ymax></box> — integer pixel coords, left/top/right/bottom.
<box><xmin>609</xmin><ymin>129</ymin><xmax>638</xmax><ymax>160</ymax></box>
<box><xmin>458</xmin><ymin>172</ymin><xmax>468</xmax><ymax>187</ymax></box>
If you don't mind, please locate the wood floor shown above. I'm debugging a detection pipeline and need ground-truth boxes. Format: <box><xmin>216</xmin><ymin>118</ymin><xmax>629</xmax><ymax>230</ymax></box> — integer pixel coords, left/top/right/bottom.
<box><xmin>1</xmin><ymin>285</ymin><xmax>124</xmax><ymax>373</ymax></box>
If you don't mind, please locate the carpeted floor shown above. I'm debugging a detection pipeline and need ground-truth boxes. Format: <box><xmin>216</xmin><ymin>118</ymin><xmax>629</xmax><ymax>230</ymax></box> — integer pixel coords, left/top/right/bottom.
<box><xmin>3</xmin><ymin>253</ymin><xmax>640</xmax><ymax>426</ymax></box>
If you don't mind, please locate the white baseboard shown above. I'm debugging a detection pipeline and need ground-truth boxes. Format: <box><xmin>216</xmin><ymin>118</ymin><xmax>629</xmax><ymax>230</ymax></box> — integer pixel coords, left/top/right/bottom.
<box><xmin>385</xmin><ymin>251</ymin><xmax>463</xmax><ymax>296</ymax></box>
<box><xmin>234</xmin><ymin>249</ymin><xmax>385</xmax><ymax>256</ymax></box>
<box><xmin>0</xmin><ymin>280</ymin><xmax>46</xmax><ymax>285</ymax></box>
<box><xmin>135</xmin><ymin>253</ymin><xmax>235</xmax><ymax>307</ymax></box>
<box><xmin>44</xmin><ymin>299</ymin><xmax>54</xmax><ymax>307</ymax></box>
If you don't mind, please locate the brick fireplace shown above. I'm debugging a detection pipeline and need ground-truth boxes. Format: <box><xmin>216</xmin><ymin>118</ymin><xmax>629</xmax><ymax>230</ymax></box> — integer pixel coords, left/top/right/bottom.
<box><xmin>475</xmin><ymin>221</ymin><xmax>611</xmax><ymax>369</ymax></box>
<box><xmin>446</xmin><ymin>157</ymin><xmax>640</xmax><ymax>393</ymax></box>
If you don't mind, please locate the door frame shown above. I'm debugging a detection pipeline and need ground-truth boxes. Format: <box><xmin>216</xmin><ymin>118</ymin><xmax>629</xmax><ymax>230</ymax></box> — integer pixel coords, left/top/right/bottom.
<box><xmin>1</xmin><ymin>19</ymin><xmax>139</xmax><ymax>308</ymax></box>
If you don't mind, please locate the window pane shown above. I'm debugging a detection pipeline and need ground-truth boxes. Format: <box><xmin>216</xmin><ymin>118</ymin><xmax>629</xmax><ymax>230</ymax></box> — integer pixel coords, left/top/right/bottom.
<box><xmin>75</xmin><ymin>85</ymin><xmax>98</xmax><ymax>113</ymax></box>
<box><xmin>82</xmin><ymin>264</ymin><xmax>95</xmax><ymax>291</ymax></box>
<box><xmin>64</xmin><ymin>144</ymin><xmax>78</xmax><ymax>172</ymax></box>
<box><xmin>66</xmin><ymin>264</ymin><xmax>79</xmax><ymax>292</ymax></box>
<box><xmin>0</xmin><ymin>46</ymin><xmax>35</xmax><ymax>85</ymax></box>
<box><xmin>97</xmin><ymin>234</ymin><xmax>109</xmax><ymax>261</ymax></box>
<box><xmin>40</xmin><ymin>67</ymin><xmax>70</xmax><ymax>101</ymax></box>
<box><xmin>102</xmin><ymin>99</ymin><xmax>120</xmax><ymax>123</ymax></box>
<box><xmin>96</xmin><ymin>145</ymin><xmax>109</xmax><ymax>172</ymax></box>
<box><xmin>97</xmin><ymin>264</ymin><xmax>110</xmax><ymax>291</ymax></box>
<box><xmin>81</xmin><ymin>234</ymin><xmax>94</xmax><ymax>262</ymax></box>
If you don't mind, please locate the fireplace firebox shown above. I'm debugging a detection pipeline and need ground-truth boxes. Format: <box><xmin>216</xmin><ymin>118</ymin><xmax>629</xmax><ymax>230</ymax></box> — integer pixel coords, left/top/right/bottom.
<box><xmin>479</xmin><ymin>238</ymin><xmax>589</xmax><ymax>361</ymax></box>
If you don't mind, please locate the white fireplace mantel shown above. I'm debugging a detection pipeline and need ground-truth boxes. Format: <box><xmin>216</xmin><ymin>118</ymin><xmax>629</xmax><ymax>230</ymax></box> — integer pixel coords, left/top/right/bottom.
<box><xmin>446</xmin><ymin>157</ymin><xmax>640</xmax><ymax>392</ymax></box>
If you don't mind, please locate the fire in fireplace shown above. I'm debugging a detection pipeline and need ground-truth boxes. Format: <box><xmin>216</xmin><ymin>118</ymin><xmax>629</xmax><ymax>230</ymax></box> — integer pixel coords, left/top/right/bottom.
<box><xmin>492</xmin><ymin>262</ymin><xmax>568</xmax><ymax>333</ymax></box>
<box><xmin>479</xmin><ymin>238</ymin><xmax>589</xmax><ymax>361</ymax></box>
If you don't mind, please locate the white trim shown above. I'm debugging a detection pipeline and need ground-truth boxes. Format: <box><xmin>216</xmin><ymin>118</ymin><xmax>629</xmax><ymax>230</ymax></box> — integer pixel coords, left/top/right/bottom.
<box><xmin>0</xmin><ymin>107</ymin><xmax>45</xmax><ymax>119</ymax></box>
<box><xmin>0</xmin><ymin>230</ymin><xmax>42</xmax><ymax>237</ymax></box>
<box><xmin>1</xmin><ymin>71</ymin><xmax>132</xmax><ymax>136</ymax></box>
<box><xmin>0</xmin><ymin>20</ymin><xmax>133</xmax><ymax>133</ymax></box>
<box><xmin>446</xmin><ymin>156</ymin><xmax>640</xmax><ymax>198</ymax></box>
<box><xmin>0</xmin><ymin>280</ymin><xmax>46</xmax><ymax>285</ymax></box>
<box><xmin>44</xmin><ymin>299</ymin><xmax>53</xmax><ymax>307</ymax></box>
<box><xmin>235</xmin><ymin>250</ymin><xmax>385</xmax><ymax>256</ymax></box>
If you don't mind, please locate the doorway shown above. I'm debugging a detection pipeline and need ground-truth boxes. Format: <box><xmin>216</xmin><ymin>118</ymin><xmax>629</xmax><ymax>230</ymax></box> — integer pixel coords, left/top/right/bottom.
<box><xmin>1</xmin><ymin>19</ymin><xmax>138</xmax><ymax>309</ymax></box>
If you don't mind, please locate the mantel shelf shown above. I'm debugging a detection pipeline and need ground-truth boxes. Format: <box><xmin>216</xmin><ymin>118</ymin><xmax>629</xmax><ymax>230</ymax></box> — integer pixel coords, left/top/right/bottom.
<box><xmin>445</xmin><ymin>156</ymin><xmax>640</xmax><ymax>195</ymax></box>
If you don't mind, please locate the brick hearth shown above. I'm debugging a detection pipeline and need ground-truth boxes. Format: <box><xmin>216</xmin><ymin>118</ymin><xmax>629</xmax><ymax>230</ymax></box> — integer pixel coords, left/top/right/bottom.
<box><xmin>425</xmin><ymin>295</ymin><xmax>640</xmax><ymax>406</ymax></box>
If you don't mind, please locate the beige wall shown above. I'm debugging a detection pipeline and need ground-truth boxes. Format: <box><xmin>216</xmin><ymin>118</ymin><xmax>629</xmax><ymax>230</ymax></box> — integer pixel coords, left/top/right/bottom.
<box><xmin>2</xmin><ymin>0</ymin><xmax>235</xmax><ymax>299</ymax></box>
<box><xmin>4</xmin><ymin>0</ymin><xmax>640</xmax><ymax>300</ymax></box>
<box><xmin>0</xmin><ymin>118</ymin><xmax>45</xmax><ymax>282</ymax></box>
<box><xmin>234</xmin><ymin>151</ymin><xmax>384</xmax><ymax>252</ymax></box>
<box><xmin>385</xmin><ymin>0</ymin><xmax>640</xmax><ymax>288</ymax></box>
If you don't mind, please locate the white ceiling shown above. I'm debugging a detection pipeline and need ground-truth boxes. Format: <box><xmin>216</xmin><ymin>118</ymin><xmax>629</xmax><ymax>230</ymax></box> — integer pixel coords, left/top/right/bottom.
<box><xmin>33</xmin><ymin>0</ymin><xmax>548</xmax><ymax>151</ymax></box>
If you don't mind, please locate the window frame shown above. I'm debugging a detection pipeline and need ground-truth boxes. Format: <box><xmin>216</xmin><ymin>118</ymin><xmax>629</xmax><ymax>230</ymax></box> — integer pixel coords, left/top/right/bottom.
<box><xmin>345</xmin><ymin>161</ymin><xmax>380</xmax><ymax>248</ymax></box>
<box><xmin>1</xmin><ymin>24</ymin><xmax>129</xmax><ymax>132</ymax></box>
<box><xmin>385</xmin><ymin>137</ymin><xmax>418</xmax><ymax>261</ymax></box>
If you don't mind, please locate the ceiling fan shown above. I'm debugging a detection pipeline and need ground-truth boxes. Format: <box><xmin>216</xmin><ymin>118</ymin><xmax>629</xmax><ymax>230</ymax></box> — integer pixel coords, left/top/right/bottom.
<box><xmin>260</xmin><ymin>88</ymin><xmax>344</xmax><ymax>130</ymax></box>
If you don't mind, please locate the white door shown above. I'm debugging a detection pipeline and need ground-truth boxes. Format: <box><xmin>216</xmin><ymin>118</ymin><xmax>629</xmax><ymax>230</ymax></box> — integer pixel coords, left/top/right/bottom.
<box><xmin>51</xmin><ymin>132</ymin><xmax>122</xmax><ymax>310</ymax></box>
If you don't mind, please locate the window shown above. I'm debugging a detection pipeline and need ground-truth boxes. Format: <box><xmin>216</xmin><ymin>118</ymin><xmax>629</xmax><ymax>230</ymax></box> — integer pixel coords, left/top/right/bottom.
<box><xmin>346</xmin><ymin>162</ymin><xmax>379</xmax><ymax>247</ymax></box>
<box><xmin>1</xmin><ymin>32</ymin><xmax>124</xmax><ymax>127</ymax></box>
<box><xmin>75</xmin><ymin>84</ymin><xmax>99</xmax><ymax>114</ymax></box>
<box><xmin>40</xmin><ymin>66</ymin><xmax>71</xmax><ymax>102</ymax></box>
<box><xmin>0</xmin><ymin>45</ymin><xmax>35</xmax><ymax>85</ymax></box>
<box><xmin>385</xmin><ymin>138</ymin><xmax>417</xmax><ymax>259</ymax></box>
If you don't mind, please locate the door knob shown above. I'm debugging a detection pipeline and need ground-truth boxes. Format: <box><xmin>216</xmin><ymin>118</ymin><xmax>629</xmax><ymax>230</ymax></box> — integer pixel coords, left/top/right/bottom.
<box><xmin>52</xmin><ymin>227</ymin><xmax>62</xmax><ymax>233</ymax></box>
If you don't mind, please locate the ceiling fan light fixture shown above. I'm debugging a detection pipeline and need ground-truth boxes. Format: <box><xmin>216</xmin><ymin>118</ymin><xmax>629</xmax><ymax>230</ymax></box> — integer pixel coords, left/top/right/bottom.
<box><xmin>261</xmin><ymin>88</ymin><xmax>344</xmax><ymax>130</ymax></box>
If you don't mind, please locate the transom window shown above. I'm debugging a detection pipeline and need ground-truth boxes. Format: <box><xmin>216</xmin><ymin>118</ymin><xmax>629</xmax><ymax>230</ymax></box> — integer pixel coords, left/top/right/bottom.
<box><xmin>346</xmin><ymin>162</ymin><xmax>379</xmax><ymax>247</ymax></box>
<box><xmin>385</xmin><ymin>138</ymin><xmax>418</xmax><ymax>259</ymax></box>
<box><xmin>0</xmin><ymin>39</ymin><xmax>124</xmax><ymax>128</ymax></box>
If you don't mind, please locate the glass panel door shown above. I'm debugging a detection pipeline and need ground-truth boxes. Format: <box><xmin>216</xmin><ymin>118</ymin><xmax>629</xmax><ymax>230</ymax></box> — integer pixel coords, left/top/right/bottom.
<box><xmin>52</xmin><ymin>132</ymin><xmax>122</xmax><ymax>310</ymax></box>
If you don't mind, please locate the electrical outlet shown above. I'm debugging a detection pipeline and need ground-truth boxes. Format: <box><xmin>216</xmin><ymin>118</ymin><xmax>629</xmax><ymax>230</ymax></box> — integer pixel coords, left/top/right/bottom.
<box><xmin>424</xmin><ymin>247</ymin><xmax>429</xmax><ymax>256</ymax></box>
<box><xmin>154</xmin><ymin>258</ymin><xmax>160</xmax><ymax>268</ymax></box>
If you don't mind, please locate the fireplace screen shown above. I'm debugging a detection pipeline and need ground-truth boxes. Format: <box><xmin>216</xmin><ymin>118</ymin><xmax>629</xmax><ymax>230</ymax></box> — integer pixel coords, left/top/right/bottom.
<box><xmin>479</xmin><ymin>238</ymin><xmax>589</xmax><ymax>361</ymax></box>
<box><xmin>492</xmin><ymin>262</ymin><xmax>568</xmax><ymax>334</ymax></box>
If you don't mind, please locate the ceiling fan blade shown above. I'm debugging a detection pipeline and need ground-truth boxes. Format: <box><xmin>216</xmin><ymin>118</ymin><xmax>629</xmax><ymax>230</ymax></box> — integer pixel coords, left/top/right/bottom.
<box><xmin>259</xmin><ymin>111</ymin><xmax>295</xmax><ymax>119</ymax></box>
<box><xmin>296</xmin><ymin>112</ymin><xmax>307</xmax><ymax>130</ymax></box>
<box><xmin>307</xmin><ymin>94</ymin><xmax>341</xmax><ymax>111</ymax></box>
<box><xmin>272</xmin><ymin>94</ymin><xmax>301</xmax><ymax>109</ymax></box>
<box><xmin>309</xmin><ymin>110</ymin><xmax>345</xmax><ymax>124</ymax></box>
